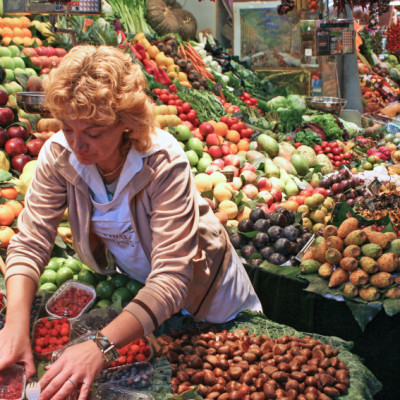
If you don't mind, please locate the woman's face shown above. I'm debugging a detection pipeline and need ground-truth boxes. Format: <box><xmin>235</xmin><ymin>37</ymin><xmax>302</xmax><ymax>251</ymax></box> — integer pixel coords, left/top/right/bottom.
<box><xmin>60</xmin><ymin>118</ymin><xmax>127</xmax><ymax>166</ymax></box>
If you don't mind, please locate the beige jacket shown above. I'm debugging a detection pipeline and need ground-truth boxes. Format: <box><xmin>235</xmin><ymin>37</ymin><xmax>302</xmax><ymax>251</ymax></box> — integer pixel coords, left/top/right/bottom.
<box><xmin>6</xmin><ymin>133</ymin><xmax>231</xmax><ymax>335</ymax></box>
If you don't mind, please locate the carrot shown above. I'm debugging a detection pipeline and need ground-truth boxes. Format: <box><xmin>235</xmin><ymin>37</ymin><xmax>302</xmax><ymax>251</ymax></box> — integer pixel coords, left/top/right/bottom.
<box><xmin>179</xmin><ymin>44</ymin><xmax>187</xmax><ymax>60</ymax></box>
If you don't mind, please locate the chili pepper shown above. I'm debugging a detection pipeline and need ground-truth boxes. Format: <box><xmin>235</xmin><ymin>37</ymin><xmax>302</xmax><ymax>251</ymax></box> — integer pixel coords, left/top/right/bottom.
<box><xmin>156</xmin><ymin>67</ymin><xmax>171</xmax><ymax>86</ymax></box>
<box><xmin>134</xmin><ymin>43</ymin><xmax>147</xmax><ymax>61</ymax></box>
<box><xmin>130</xmin><ymin>44</ymin><xmax>143</xmax><ymax>62</ymax></box>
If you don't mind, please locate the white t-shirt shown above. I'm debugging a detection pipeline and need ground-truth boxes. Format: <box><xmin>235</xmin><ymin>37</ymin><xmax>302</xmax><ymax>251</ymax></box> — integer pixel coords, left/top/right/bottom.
<box><xmin>51</xmin><ymin>130</ymin><xmax>262</xmax><ymax>322</ymax></box>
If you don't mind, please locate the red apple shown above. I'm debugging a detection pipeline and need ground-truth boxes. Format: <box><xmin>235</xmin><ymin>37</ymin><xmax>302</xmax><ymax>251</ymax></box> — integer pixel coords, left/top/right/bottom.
<box><xmin>208</xmin><ymin>145</ymin><xmax>223</xmax><ymax>159</ymax></box>
<box><xmin>39</xmin><ymin>56</ymin><xmax>51</xmax><ymax>69</ymax></box>
<box><xmin>18</xmin><ymin>118</ymin><xmax>31</xmax><ymax>134</ymax></box>
<box><xmin>0</xmin><ymin>90</ymin><xmax>8</xmax><ymax>107</ymax></box>
<box><xmin>211</xmin><ymin>158</ymin><xmax>225</xmax><ymax>169</ymax></box>
<box><xmin>257</xmin><ymin>177</ymin><xmax>272</xmax><ymax>192</ymax></box>
<box><xmin>240</xmin><ymin>170</ymin><xmax>257</xmax><ymax>183</ymax></box>
<box><xmin>299</xmin><ymin>188</ymin><xmax>315</xmax><ymax>197</ymax></box>
<box><xmin>7</xmin><ymin>125</ymin><xmax>29</xmax><ymax>140</ymax></box>
<box><xmin>55</xmin><ymin>48</ymin><xmax>67</xmax><ymax>57</ymax></box>
<box><xmin>11</xmin><ymin>154</ymin><xmax>32</xmax><ymax>173</ymax></box>
<box><xmin>223</xmin><ymin>154</ymin><xmax>241</xmax><ymax>168</ymax></box>
<box><xmin>222</xmin><ymin>165</ymin><xmax>239</xmax><ymax>177</ymax></box>
<box><xmin>192</xmin><ymin>130</ymin><xmax>203</xmax><ymax>141</ymax></box>
<box><xmin>4</xmin><ymin>138</ymin><xmax>27</xmax><ymax>157</ymax></box>
<box><xmin>46</xmin><ymin>46</ymin><xmax>57</xmax><ymax>57</ymax></box>
<box><xmin>0</xmin><ymin>107</ymin><xmax>15</xmax><ymax>128</ymax></box>
<box><xmin>181</xmin><ymin>121</ymin><xmax>194</xmax><ymax>131</ymax></box>
<box><xmin>0</xmin><ymin>129</ymin><xmax>8</xmax><ymax>147</ymax></box>
<box><xmin>314</xmin><ymin>187</ymin><xmax>328</xmax><ymax>197</ymax></box>
<box><xmin>271</xmin><ymin>189</ymin><xmax>282</xmax><ymax>203</ymax></box>
<box><xmin>36</xmin><ymin>46</ymin><xmax>49</xmax><ymax>56</ymax></box>
<box><xmin>49</xmin><ymin>56</ymin><xmax>60</xmax><ymax>68</ymax></box>
<box><xmin>258</xmin><ymin>190</ymin><xmax>274</xmax><ymax>206</ymax></box>
<box><xmin>239</xmin><ymin>162</ymin><xmax>256</xmax><ymax>174</ymax></box>
<box><xmin>221</xmin><ymin>143</ymin><xmax>232</xmax><ymax>156</ymax></box>
<box><xmin>22</xmin><ymin>47</ymin><xmax>38</xmax><ymax>57</ymax></box>
<box><xmin>242</xmin><ymin>184</ymin><xmax>259</xmax><ymax>199</ymax></box>
<box><xmin>27</xmin><ymin>138</ymin><xmax>44</xmax><ymax>157</ymax></box>
<box><xmin>30</xmin><ymin>56</ymin><xmax>42</xmax><ymax>68</ymax></box>
<box><xmin>269</xmin><ymin>203</ymin><xmax>280</xmax><ymax>212</ymax></box>
<box><xmin>205</xmin><ymin>165</ymin><xmax>221</xmax><ymax>175</ymax></box>
<box><xmin>199</xmin><ymin>122</ymin><xmax>214</xmax><ymax>137</ymax></box>
<box><xmin>206</xmin><ymin>133</ymin><xmax>222</xmax><ymax>147</ymax></box>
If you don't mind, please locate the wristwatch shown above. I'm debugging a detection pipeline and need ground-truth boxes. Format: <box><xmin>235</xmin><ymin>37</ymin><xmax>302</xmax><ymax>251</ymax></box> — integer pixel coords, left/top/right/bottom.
<box><xmin>91</xmin><ymin>331</ymin><xmax>120</xmax><ymax>365</ymax></box>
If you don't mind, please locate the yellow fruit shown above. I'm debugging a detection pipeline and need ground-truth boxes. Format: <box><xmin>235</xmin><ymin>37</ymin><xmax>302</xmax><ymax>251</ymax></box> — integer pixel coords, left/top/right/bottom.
<box><xmin>194</xmin><ymin>173</ymin><xmax>212</xmax><ymax>193</ymax></box>
<box><xmin>226</xmin><ymin>220</ymin><xmax>239</xmax><ymax>227</ymax></box>
<box><xmin>0</xmin><ymin>151</ymin><xmax>10</xmax><ymax>171</ymax></box>
<box><xmin>218</xmin><ymin>200</ymin><xmax>238</xmax><ymax>219</ymax></box>
<box><xmin>302</xmin><ymin>217</ymin><xmax>313</xmax><ymax>230</ymax></box>
<box><xmin>213</xmin><ymin>182</ymin><xmax>234</xmax><ymax>202</ymax></box>
<box><xmin>236</xmin><ymin>205</ymin><xmax>252</xmax><ymax>222</ymax></box>
<box><xmin>210</xmin><ymin>171</ymin><xmax>227</xmax><ymax>188</ymax></box>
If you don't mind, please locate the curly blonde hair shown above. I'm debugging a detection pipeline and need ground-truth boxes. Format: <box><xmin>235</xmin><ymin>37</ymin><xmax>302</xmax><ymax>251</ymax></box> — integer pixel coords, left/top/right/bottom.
<box><xmin>43</xmin><ymin>45</ymin><xmax>156</xmax><ymax>153</ymax></box>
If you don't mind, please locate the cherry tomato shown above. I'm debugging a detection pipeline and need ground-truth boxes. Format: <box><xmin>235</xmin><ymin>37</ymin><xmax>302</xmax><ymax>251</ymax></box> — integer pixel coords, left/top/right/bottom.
<box><xmin>182</xmin><ymin>102</ymin><xmax>191</xmax><ymax>113</ymax></box>
<box><xmin>327</xmin><ymin>153</ymin><xmax>334</xmax><ymax>158</ymax></box>
<box><xmin>331</xmin><ymin>142</ymin><xmax>338</xmax><ymax>148</ymax></box>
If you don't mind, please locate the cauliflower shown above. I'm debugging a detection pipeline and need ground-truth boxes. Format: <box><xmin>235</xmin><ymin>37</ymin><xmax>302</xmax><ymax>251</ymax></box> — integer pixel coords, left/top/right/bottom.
<box><xmin>287</xmin><ymin>94</ymin><xmax>307</xmax><ymax>112</ymax></box>
<box><xmin>316</xmin><ymin>154</ymin><xmax>333</xmax><ymax>175</ymax></box>
<box><xmin>294</xmin><ymin>145</ymin><xmax>317</xmax><ymax>167</ymax></box>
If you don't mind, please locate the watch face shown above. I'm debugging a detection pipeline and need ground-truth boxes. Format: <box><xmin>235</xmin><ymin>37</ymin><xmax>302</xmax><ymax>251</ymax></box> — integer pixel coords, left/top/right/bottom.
<box><xmin>103</xmin><ymin>345</ymin><xmax>120</xmax><ymax>364</ymax></box>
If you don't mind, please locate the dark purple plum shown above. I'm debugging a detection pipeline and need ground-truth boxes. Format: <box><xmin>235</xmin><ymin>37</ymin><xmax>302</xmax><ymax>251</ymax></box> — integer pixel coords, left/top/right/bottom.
<box><xmin>252</xmin><ymin>232</ymin><xmax>270</xmax><ymax>250</ymax></box>
<box><xmin>260</xmin><ymin>246</ymin><xmax>274</xmax><ymax>260</ymax></box>
<box><xmin>268</xmin><ymin>253</ymin><xmax>287</xmax><ymax>265</ymax></box>
<box><xmin>274</xmin><ymin>238</ymin><xmax>291</xmax><ymax>256</ymax></box>
<box><xmin>282</xmin><ymin>225</ymin><xmax>299</xmax><ymax>241</ymax></box>
<box><xmin>268</xmin><ymin>226</ymin><xmax>283</xmax><ymax>242</ymax></box>
<box><xmin>241</xmin><ymin>244</ymin><xmax>257</xmax><ymax>260</ymax></box>
<box><xmin>250</xmin><ymin>208</ymin><xmax>266</xmax><ymax>222</ymax></box>
<box><xmin>253</xmin><ymin>218</ymin><xmax>270</xmax><ymax>233</ymax></box>
<box><xmin>238</xmin><ymin>218</ymin><xmax>254</xmax><ymax>233</ymax></box>
<box><xmin>230</xmin><ymin>233</ymin><xmax>248</xmax><ymax>249</ymax></box>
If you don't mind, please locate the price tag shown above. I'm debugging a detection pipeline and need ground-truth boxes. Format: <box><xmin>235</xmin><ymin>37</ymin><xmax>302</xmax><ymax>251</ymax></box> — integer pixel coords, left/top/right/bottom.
<box><xmin>221</xmin><ymin>170</ymin><xmax>234</xmax><ymax>182</ymax></box>
<box><xmin>368</xmin><ymin>178</ymin><xmax>382</xmax><ymax>196</ymax></box>
<box><xmin>295</xmin><ymin>233</ymin><xmax>316</xmax><ymax>262</ymax></box>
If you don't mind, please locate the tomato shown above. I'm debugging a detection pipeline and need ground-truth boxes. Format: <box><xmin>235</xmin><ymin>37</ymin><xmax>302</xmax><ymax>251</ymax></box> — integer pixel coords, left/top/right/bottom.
<box><xmin>220</xmin><ymin>116</ymin><xmax>229</xmax><ymax>124</ymax></box>
<box><xmin>175</xmin><ymin>99</ymin><xmax>183</xmax><ymax>107</ymax></box>
<box><xmin>314</xmin><ymin>145</ymin><xmax>322</xmax><ymax>152</ymax></box>
<box><xmin>332</xmin><ymin>147</ymin><xmax>341</xmax><ymax>155</ymax></box>
<box><xmin>237</xmin><ymin>121</ymin><xmax>247</xmax><ymax>131</ymax></box>
<box><xmin>230</xmin><ymin>123</ymin><xmax>240</xmax><ymax>131</ymax></box>
<box><xmin>240</xmin><ymin>128</ymin><xmax>254</xmax><ymax>138</ymax></box>
<box><xmin>186</xmin><ymin>111</ymin><xmax>197</xmax><ymax>123</ymax></box>
<box><xmin>327</xmin><ymin>153</ymin><xmax>334</xmax><ymax>158</ymax></box>
<box><xmin>321</xmin><ymin>141</ymin><xmax>329</xmax><ymax>148</ymax></box>
<box><xmin>334</xmin><ymin>155</ymin><xmax>341</xmax><ymax>161</ymax></box>
<box><xmin>167</xmin><ymin>99</ymin><xmax>176</xmax><ymax>106</ymax></box>
<box><xmin>159</xmin><ymin>94</ymin><xmax>169</xmax><ymax>104</ymax></box>
<box><xmin>324</xmin><ymin>146</ymin><xmax>332</xmax><ymax>152</ymax></box>
<box><xmin>171</xmin><ymin>94</ymin><xmax>179</xmax><ymax>100</ymax></box>
<box><xmin>176</xmin><ymin>106</ymin><xmax>183</xmax><ymax>114</ymax></box>
<box><xmin>331</xmin><ymin>142</ymin><xmax>338</xmax><ymax>148</ymax></box>
<box><xmin>317</xmin><ymin>150</ymin><xmax>324</xmax><ymax>154</ymax></box>
<box><xmin>333</xmin><ymin>161</ymin><xmax>342</xmax><ymax>167</ymax></box>
<box><xmin>178</xmin><ymin>113</ymin><xmax>187</xmax><ymax>121</ymax></box>
<box><xmin>343</xmin><ymin>152</ymin><xmax>351</xmax><ymax>159</ymax></box>
<box><xmin>182</xmin><ymin>102</ymin><xmax>191</xmax><ymax>113</ymax></box>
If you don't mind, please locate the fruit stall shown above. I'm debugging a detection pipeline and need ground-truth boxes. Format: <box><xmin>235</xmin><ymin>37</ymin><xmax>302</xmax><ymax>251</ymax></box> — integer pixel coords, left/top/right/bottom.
<box><xmin>0</xmin><ymin>0</ymin><xmax>400</xmax><ymax>398</ymax></box>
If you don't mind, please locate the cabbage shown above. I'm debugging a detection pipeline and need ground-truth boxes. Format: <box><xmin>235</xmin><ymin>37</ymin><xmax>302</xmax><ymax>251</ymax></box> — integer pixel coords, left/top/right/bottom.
<box><xmin>287</xmin><ymin>95</ymin><xmax>307</xmax><ymax>112</ymax></box>
<box><xmin>267</xmin><ymin>96</ymin><xmax>288</xmax><ymax>111</ymax></box>
<box><xmin>339</xmin><ymin>119</ymin><xmax>361</xmax><ymax>137</ymax></box>
<box><xmin>316</xmin><ymin>154</ymin><xmax>333</xmax><ymax>175</ymax></box>
<box><xmin>294</xmin><ymin>145</ymin><xmax>317</xmax><ymax>167</ymax></box>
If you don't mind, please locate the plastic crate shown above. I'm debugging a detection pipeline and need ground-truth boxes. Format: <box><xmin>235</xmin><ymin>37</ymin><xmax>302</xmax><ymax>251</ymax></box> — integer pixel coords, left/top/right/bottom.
<box><xmin>385</xmin><ymin>122</ymin><xmax>400</xmax><ymax>135</ymax></box>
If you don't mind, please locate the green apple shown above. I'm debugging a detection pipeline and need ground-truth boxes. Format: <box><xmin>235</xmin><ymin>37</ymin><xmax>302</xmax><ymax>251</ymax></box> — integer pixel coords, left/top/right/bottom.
<box><xmin>197</xmin><ymin>156</ymin><xmax>212</xmax><ymax>172</ymax></box>
<box><xmin>0</xmin><ymin>47</ymin><xmax>11</xmax><ymax>58</ymax></box>
<box><xmin>13</xmin><ymin>67</ymin><xmax>26</xmax><ymax>76</ymax></box>
<box><xmin>8</xmin><ymin>45</ymin><xmax>20</xmax><ymax>57</ymax></box>
<box><xmin>174</xmin><ymin>124</ymin><xmax>191</xmax><ymax>142</ymax></box>
<box><xmin>9</xmin><ymin>81</ymin><xmax>23</xmax><ymax>93</ymax></box>
<box><xmin>3</xmin><ymin>83</ymin><xmax>14</xmax><ymax>95</ymax></box>
<box><xmin>24</xmin><ymin>68</ymin><xmax>37</xmax><ymax>76</ymax></box>
<box><xmin>4</xmin><ymin>69</ymin><xmax>14</xmax><ymax>81</ymax></box>
<box><xmin>12</xmin><ymin>57</ymin><xmax>25</xmax><ymax>69</ymax></box>
<box><xmin>1</xmin><ymin>57</ymin><xmax>15</xmax><ymax>70</ymax></box>
<box><xmin>186</xmin><ymin>137</ymin><xmax>204</xmax><ymax>157</ymax></box>
<box><xmin>185</xmin><ymin>150</ymin><xmax>199</xmax><ymax>167</ymax></box>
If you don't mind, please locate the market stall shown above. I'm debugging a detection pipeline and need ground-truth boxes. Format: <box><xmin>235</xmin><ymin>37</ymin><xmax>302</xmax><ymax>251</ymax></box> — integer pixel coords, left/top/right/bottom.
<box><xmin>0</xmin><ymin>0</ymin><xmax>399</xmax><ymax>398</ymax></box>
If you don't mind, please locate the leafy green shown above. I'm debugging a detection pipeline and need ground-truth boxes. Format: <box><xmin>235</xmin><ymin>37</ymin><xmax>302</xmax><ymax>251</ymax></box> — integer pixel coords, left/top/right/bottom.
<box><xmin>267</xmin><ymin>96</ymin><xmax>288</xmax><ymax>111</ymax></box>
<box><xmin>276</xmin><ymin>107</ymin><xmax>303</xmax><ymax>133</ymax></box>
<box><xmin>296</xmin><ymin>129</ymin><xmax>322</xmax><ymax>147</ymax></box>
<box><xmin>306</xmin><ymin>113</ymin><xmax>344</xmax><ymax>141</ymax></box>
<box><xmin>287</xmin><ymin>94</ymin><xmax>307</xmax><ymax>112</ymax></box>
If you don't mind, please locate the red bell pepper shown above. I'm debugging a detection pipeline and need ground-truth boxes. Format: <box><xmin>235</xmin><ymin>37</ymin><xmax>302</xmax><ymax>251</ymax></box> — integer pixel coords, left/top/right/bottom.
<box><xmin>156</xmin><ymin>67</ymin><xmax>171</xmax><ymax>86</ymax></box>
<box><xmin>130</xmin><ymin>44</ymin><xmax>143</xmax><ymax>61</ymax></box>
<box><xmin>134</xmin><ymin>43</ymin><xmax>147</xmax><ymax>61</ymax></box>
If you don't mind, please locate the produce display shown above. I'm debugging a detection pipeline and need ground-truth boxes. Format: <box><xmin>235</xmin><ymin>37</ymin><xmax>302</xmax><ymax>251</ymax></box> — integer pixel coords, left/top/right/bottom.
<box><xmin>157</xmin><ymin>326</ymin><xmax>350</xmax><ymax>399</ymax></box>
<box><xmin>0</xmin><ymin>364</ymin><xmax>25</xmax><ymax>400</ymax></box>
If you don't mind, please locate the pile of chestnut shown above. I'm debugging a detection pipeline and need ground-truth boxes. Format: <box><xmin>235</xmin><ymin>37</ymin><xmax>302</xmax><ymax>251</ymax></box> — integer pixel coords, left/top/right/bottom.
<box><xmin>157</xmin><ymin>327</ymin><xmax>350</xmax><ymax>399</ymax></box>
<box><xmin>318</xmin><ymin>169</ymin><xmax>366</xmax><ymax>207</ymax></box>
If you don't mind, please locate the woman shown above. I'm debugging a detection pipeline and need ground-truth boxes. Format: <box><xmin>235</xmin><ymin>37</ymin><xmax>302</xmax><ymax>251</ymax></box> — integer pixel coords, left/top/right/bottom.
<box><xmin>0</xmin><ymin>45</ymin><xmax>262</xmax><ymax>400</ymax></box>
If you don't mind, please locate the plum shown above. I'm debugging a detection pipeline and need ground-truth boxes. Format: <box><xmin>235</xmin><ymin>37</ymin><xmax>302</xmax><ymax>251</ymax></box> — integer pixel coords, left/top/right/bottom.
<box><xmin>260</xmin><ymin>246</ymin><xmax>274</xmax><ymax>260</ymax></box>
<box><xmin>287</xmin><ymin>241</ymin><xmax>299</xmax><ymax>255</ymax></box>
<box><xmin>270</xmin><ymin>213</ymin><xmax>288</xmax><ymax>228</ymax></box>
<box><xmin>230</xmin><ymin>233</ymin><xmax>247</xmax><ymax>249</ymax></box>
<box><xmin>302</xmin><ymin>232</ymin><xmax>313</xmax><ymax>243</ymax></box>
<box><xmin>268</xmin><ymin>226</ymin><xmax>283</xmax><ymax>242</ymax></box>
<box><xmin>249</xmin><ymin>258</ymin><xmax>263</xmax><ymax>267</ymax></box>
<box><xmin>274</xmin><ymin>238</ymin><xmax>291</xmax><ymax>255</ymax></box>
<box><xmin>238</xmin><ymin>218</ymin><xmax>254</xmax><ymax>233</ymax></box>
<box><xmin>268</xmin><ymin>253</ymin><xmax>287</xmax><ymax>265</ymax></box>
<box><xmin>241</xmin><ymin>244</ymin><xmax>257</xmax><ymax>260</ymax></box>
<box><xmin>250</xmin><ymin>208</ymin><xmax>266</xmax><ymax>222</ymax></box>
<box><xmin>282</xmin><ymin>225</ymin><xmax>299</xmax><ymax>241</ymax></box>
<box><xmin>252</xmin><ymin>232</ymin><xmax>270</xmax><ymax>250</ymax></box>
<box><xmin>253</xmin><ymin>218</ymin><xmax>270</xmax><ymax>233</ymax></box>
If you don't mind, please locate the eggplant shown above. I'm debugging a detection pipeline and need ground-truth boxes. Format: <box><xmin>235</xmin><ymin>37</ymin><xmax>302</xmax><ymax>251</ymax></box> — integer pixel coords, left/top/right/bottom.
<box><xmin>274</xmin><ymin>238</ymin><xmax>291</xmax><ymax>256</ymax></box>
<box><xmin>238</xmin><ymin>218</ymin><xmax>254</xmax><ymax>233</ymax></box>
<box><xmin>282</xmin><ymin>225</ymin><xmax>299</xmax><ymax>241</ymax></box>
<box><xmin>268</xmin><ymin>253</ymin><xmax>287</xmax><ymax>265</ymax></box>
<box><xmin>253</xmin><ymin>219</ymin><xmax>271</xmax><ymax>233</ymax></box>
<box><xmin>252</xmin><ymin>232</ymin><xmax>270</xmax><ymax>250</ymax></box>
<box><xmin>230</xmin><ymin>233</ymin><xmax>248</xmax><ymax>249</ymax></box>
<box><xmin>260</xmin><ymin>246</ymin><xmax>274</xmax><ymax>261</ymax></box>
<box><xmin>268</xmin><ymin>226</ymin><xmax>283</xmax><ymax>242</ymax></box>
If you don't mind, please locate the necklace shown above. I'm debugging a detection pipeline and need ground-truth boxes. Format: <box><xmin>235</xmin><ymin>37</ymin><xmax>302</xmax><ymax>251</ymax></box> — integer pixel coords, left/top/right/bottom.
<box><xmin>97</xmin><ymin>157</ymin><xmax>126</xmax><ymax>178</ymax></box>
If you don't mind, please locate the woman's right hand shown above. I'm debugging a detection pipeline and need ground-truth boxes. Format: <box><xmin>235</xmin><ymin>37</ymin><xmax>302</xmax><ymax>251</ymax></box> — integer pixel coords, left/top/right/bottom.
<box><xmin>0</xmin><ymin>321</ymin><xmax>36</xmax><ymax>378</ymax></box>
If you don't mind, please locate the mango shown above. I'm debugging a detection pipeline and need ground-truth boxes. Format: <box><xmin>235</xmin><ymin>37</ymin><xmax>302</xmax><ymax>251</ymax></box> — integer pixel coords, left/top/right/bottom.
<box><xmin>343</xmin><ymin>283</ymin><xmax>358</xmax><ymax>298</ymax></box>
<box><xmin>325</xmin><ymin>236</ymin><xmax>344</xmax><ymax>252</ymax></box>
<box><xmin>349</xmin><ymin>269</ymin><xmax>369</xmax><ymax>286</ymax></box>
<box><xmin>300</xmin><ymin>259</ymin><xmax>321</xmax><ymax>274</ymax></box>
<box><xmin>344</xmin><ymin>230</ymin><xmax>367</xmax><ymax>246</ymax></box>
<box><xmin>384</xmin><ymin>287</ymin><xmax>400</xmax><ymax>299</ymax></box>
<box><xmin>377</xmin><ymin>253</ymin><xmax>399</xmax><ymax>273</ymax></box>
<box><xmin>338</xmin><ymin>217</ymin><xmax>359</xmax><ymax>238</ymax></box>
<box><xmin>325</xmin><ymin>248</ymin><xmax>342</xmax><ymax>265</ymax></box>
<box><xmin>366</xmin><ymin>231</ymin><xmax>389</xmax><ymax>249</ymax></box>
<box><xmin>361</xmin><ymin>243</ymin><xmax>383</xmax><ymax>259</ymax></box>
<box><xmin>329</xmin><ymin>268</ymin><xmax>349</xmax><ymax>288</ymax></box>
<box><xmin>359</xmin><ymin>286</ymin><xmax>380</xmax><ymax>301</ymax></box>
<box><xmin>343</xmin><ymin>245</ymin><xmax>361</xmax><ymax>258</ymax></box>
<box><xmin>387</xmin><ymin>239</ymin><xmax>400</xmax><ymax>256</ymax></box>
<box><xmin>322</xmin><ymin>225</ymin><xmax>338</xmax><ymax>239</ymax></box>
<box><xmin>318</xmin><ymin>263</ymin><xmax>334</xmax><ymax>279</ymax></box>
<box><xmin>360</xmin><ymin>257</ymin><xmax>379</xmax><ymax>274</ymax></box>
<box><xmin>340</xmin><ymin>257</ymin><xmax>358</xmax><ymax>272</ymax></box>
<box><xmin>370</xmin><ymin>272</ymin><xmax>394</xmax><ymax>289</ymax></box>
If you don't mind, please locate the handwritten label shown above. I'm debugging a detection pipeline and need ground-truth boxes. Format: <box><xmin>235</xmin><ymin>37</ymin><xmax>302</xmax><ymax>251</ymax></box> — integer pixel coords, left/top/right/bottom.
<box><xmin>221</xmin><ymin>170</ymin><xmax>234</xmax><ymax>182</ymax></box>
<box><xmin>368</xmin><ymin>178</ymin><xmax>382</xmax><ymax>196</ymax></box>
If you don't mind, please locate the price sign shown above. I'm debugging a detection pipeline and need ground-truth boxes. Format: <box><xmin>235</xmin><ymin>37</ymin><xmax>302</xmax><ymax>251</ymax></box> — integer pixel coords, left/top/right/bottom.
<box><xmin>221</xmin><ymin>171</ymin><xmax>234</xmax><ymax>182</ymax></box>
<box><xmin>368</xmin><ymin>178</ymin><xmax>382</xmax><ymax>197</ymax></box>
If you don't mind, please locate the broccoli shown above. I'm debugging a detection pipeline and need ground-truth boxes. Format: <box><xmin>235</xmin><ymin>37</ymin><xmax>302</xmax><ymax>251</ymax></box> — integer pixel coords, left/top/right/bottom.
<box><xmin>287</xmin><ymin>94</ymin><xmax>307</xmax><ymax>112</ymax></box>
<box><xmin>307</xmin><ymin>114</ymin><xmax>343</xmax><ymax>141</ymax></box>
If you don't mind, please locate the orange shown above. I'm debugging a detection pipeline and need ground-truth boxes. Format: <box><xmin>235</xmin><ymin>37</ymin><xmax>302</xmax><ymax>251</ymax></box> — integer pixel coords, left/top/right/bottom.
<box><xmin>230</xmin><ymin>143</ymin><xmax>238</xmax><ymax>154</ymax></box>
<box><xmin>13</xmin><ymin>28</ymin><xmax>23</xmax><ymax>38</ymax></box>
<box><xmin>1</xmin><ymin>187</ymin><xmax>18</xmax><ymax>200</ymax></box>
<box><xmin>21</xmin><ymin>28</ymin><xmax>32</xmax><ymax>38</ymax></box>
<box><xmin>237</xmin><ymin>139</ymin><xmax>249</xmax><ymax>152</ymax></box>
<box><xmin>7</xmin><ymin>200</ymin><xmax>23</xmax><ymax>218</ymax></box>
<box><xmin>225</xmin><ymin>129</ymin><xmax>240</xmax><ymax>144</ymax></box>
<box><xmin>0</xmin><ymin>19</ymin><xmax>4</xmax><ymax>29</ymax></box>
<box><xmin>11</xmin><ymin>36</ymin><xmax>23</xmax><ymax>45</ymax></box>
<box><xmin>22</xmin><ymin>37</ymin><xmax>34</xmax><ymax>47</ymax></box>
<box><xmin>20</xmin><ymin>17</ymin><xmax>31</xmax><ymax>29</ymax></box>
<box><xmin>2</xmin><ymin>37</ymin><xmax>12</xmax><ymax>46</ymax></box>
<box><xmin>0</xmin><ymin>204</ymin><xmax>16</xmax><ymax>226</ymax></box>
<box><xmin>0</xmin><ymin>226</ymin><xmax>15</xmax><ymax>248</ymax></box>
<box><xmin>208</xmin><ymin>120</ymin><xmax>218</xmax><ymax>129</ymax></box>
<box><xmin>2</xmin><ymin>18</ymin><xmax>13</xmax><ymax>29</ymax></box>
<box><xmin>213</xmin><ymin>122</ymin><xmax>229</xmax><ymax>137</ymax></box>
<box><xmin>2</xmin><ymin>27</ymin><xmax>12</xmax><ymax>37</ymax></box>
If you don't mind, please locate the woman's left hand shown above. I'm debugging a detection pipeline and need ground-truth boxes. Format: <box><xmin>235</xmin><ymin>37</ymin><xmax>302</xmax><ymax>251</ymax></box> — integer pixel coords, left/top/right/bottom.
<box><xmin>39</xmin><ymin>339</ymin><xmax>104</xmax><ymax>400</ymax></box>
